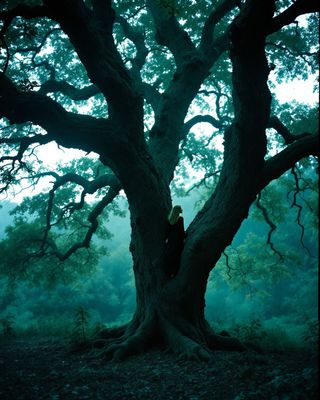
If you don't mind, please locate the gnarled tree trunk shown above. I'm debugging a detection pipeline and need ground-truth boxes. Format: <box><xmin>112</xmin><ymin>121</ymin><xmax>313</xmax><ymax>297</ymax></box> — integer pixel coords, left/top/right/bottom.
<box><xmin>94</xmin><ymin>0</ymin><xmax>275</xmax><ymax>361</ymax></box>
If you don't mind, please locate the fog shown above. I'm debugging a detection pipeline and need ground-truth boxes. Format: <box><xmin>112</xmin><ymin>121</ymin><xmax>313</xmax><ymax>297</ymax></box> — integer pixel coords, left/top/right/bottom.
<box><xmin>0</xmin><ymin>182</ymin><xmax>318</xmax><ymax>352</ymax></box>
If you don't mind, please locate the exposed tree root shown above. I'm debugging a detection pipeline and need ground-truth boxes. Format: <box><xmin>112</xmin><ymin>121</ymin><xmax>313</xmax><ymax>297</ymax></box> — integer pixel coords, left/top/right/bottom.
<box><xmin>204</xmin><ymin>325</ymin><xmax>247</xmax><ymax>352</ymax></box>
<box><xmin>160</xmin><ymin>316</ymin><xmax>212</xmax><ymax>361</ymax></box>
<box><xmin>90</xmin><ymin>313</ymin><xmax>156</xmax><ymax>361</ymax></box>
<box><xmin>88</xmin><ymin>311</ymin><xmax>249</xmax><ymax>361</ymax></box>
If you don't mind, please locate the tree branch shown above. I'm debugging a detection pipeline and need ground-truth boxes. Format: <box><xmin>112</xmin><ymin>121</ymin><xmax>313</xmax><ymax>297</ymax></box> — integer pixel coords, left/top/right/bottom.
<box><xmin>42</xmin><ymin>0</ymin><xmax>139</xmax><ymax>114</ymax></box>
<box><xmin>199</xmin><ymin>0</ymin><xmax>237</xmax><ymax>54</ymax></box>
<box><xmin>183</xmin><ymin>114</ymin><xmax>223</xmax><ymax>134</ymax></box>
<box><xmin>268</xmin><ymin>0</ymin><xmax>319</xmax><ymax>35</ymax></box>
<box><xmin>39</xmin><ymin>79</ymin><xmax>100</xmax><ymax>100</ymax></box>
<box><xmin>34</xmin><ymin>171</ymin><xmax>121</xmax><ymax>261</ymax></box>
<box><xmin>267</xmin><ymin>116</ymin><xmax>310</xmax><ymax>145</ymax></box>
<box><xmin>146</xmin><ymin>0</ymin><xmax>196</xmax><ymax>67</ymax></box>
<box><xmin>115</xmin><ymin>14</ymin><xmax>148</xmax><ymax>80</ymax></box>
<box><xmin>0</xmin><ymin>4</ymin><xmax>48</xmax><ymax>36</ymax></box>
<box><xmin>290</xmin><ymin>166</ymin><xmax>310</xmax><ymax>253</ymax></box>
<box><xmin>44</xmin><ymin>187</ymin><xmax>120</xmax><ymax>262</ymax></box>
<box><xmin>0</xmin><ymin>75</ymin><xmax>113</xmax><ymax>154</ymax></box>
<box><xmin>262</xmin><ymin>134</ymin><xmax>319</xmax><ymax>188</ymax></box>
<box><xmin>255</xmin><ymin>192</ymin><xmax>284</xmax><ymax>261</ymax></box>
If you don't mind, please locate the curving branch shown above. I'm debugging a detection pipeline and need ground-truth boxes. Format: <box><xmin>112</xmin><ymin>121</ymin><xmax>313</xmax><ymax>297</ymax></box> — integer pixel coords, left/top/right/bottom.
<box><xmin>0</xmin><ymin>4</ymin><xmax>48</xmax><ymax>36</ymax></box>
<box><xmin>199</xmin><ymin>0</ymin><xmax>237</xmax><ymax>55</ymax></box>
<box><xmin>268</xmin><ymin>0</ymin><xmax>319</xmax><ymax>35</ymax></box>
<box><xmin>39</xmin><ymin>79</ymin><xmax>100</xmax><ymax>100</ymax></box>
<box><xmin>0</xmin><ymin>75</ymin><xmax>114</xmax><ymax>154</ymax></box>
<box><xmin>146</xmin><ymin>0</ymin><xmax>196</xmax><ymax>67</ymax></box>
<box><xmin>267</xmin><ymin>116</ymin><xmax>311</xmax><ymax>145</ymax></box>
<box><xmin>115</xmin><ymin>14</ymin><xmax>148</xmax><ymax>80</ymax></box>
<box><xmin>0</xmin><ymin>131</ymin><xmax>53</xmax><ymax>194</ymax></box>
<box><xmin>44</xmin><ymin>187</ymin><xmax>120</xmax><ymax>261</ymax></box>
<box><xmin>261</xmin><ymin>134</ymin><xmax>319</xmax><ymax>189</ymax></box>
<box><xmin>36</xmin><ymin>171</ymin><xmax>121</xmax><ymax>261</ymax></box>
<box><xmin>266</xmin><ymin>41</ymin><xmax>317</xmax><ymax>68</ymax></box>
<box><xmin>290</xmin><ymin>166</ymin><xmax>310</xmax><ymax>253</ymax></box>
<box><xmin>183</xmin><ymin>114</ymin><xmax>223</xmax><ymax>135</ymax></box>
<box><xmin>42</xmin><ymin>0</ymin><xmax>138</xmax><ymax>113</ymax></box>
<box><xmin>255</xmin><ymin>193</ymin><xmax>284</xmax><ymax>261</ymax></box>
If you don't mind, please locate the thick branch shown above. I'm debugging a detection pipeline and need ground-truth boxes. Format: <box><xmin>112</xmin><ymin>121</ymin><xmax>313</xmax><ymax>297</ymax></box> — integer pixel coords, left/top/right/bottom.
<box><xmin>200</xmin><ymin>0</ymin><xmax>237</xmax><ymax>54</ymax></box>
<box><xmin>43</xmin><ymin>0</ymin><xmax>140</xmax><ymax>115</ymax></box>
<box><xmin>115</xmin><ymin>14</ymin><xmax>148</xmax><ymax>80</ymax></box>
<box><xmin>0</xmin><ymin>75</ymin><xmax>113</xmax><ymax>154</ymax></box>
<box><xmin>262</xmin><ymin>134</ymin><xmax>319</xmax><ymax>188</ymax></box>
<box><xmin>268</xmin><ymin>0</ymin><xmax>319</xmax><ymax>35</ymax></box>
<box><xmin>0</xmin><ymin>4</ymin><xmax>48</xmax><ymax>36</ymax></box>
<box><xmin>141</xmin><ymin>82</ymin><xmax>161</xmax><ymax>115</ymax></box>
<box><xmin>39</xmin><ymin>79</ymin><xmax>100</xmax><ymax>100</ymax></box>
<box><xmin>268</xmin><ymin>116</ymin><xmax>310</xmax><ymax>145</ymax></box>
<box><xmin>146</xmin><ymin>0</ymin><xmax>196</xmax><ymax>67</ymax></box>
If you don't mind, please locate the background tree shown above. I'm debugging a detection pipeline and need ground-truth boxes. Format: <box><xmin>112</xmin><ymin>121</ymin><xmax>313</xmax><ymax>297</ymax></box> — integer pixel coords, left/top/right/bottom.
<box><xmin>0</xmin><ymin>0</ymin><xmax>318</xmax><ymax>360</ymax></box>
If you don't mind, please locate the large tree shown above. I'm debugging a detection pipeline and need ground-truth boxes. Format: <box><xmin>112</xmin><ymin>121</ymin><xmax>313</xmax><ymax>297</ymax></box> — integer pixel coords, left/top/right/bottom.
<box><xmin>0</xmin><ymin>0</ymin><xmax>318</xmax><ymax>360</ymax></box>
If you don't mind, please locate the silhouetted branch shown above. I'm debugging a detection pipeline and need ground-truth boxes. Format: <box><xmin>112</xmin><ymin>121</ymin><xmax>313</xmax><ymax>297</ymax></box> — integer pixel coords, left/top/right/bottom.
<box><xmin>200</xmin><ymin>0</ymin><xmax>237</xmax><ymax>54</ymax></box>
<box><xmin>268</xmin><ymin>116</ymin><xmax>311</xmax><ymax>145</ymax></box>
<box><xmin>39</xmin><ymin>80</ymin><xmax>100</xmax><ymax>100</ymax></box>
<box><xmin>185</xmin><ymin>170</ymin><xmax>221</xmax><ymax>195</ymax></box>
<box><xmin>266</xmin><ymin>41</ymin><xmax>317</xmax><ymax>68</ymax></box>
<box><xmin>146</xmin><ymin>0</ymin><xmax>196</xmax><ymax>67</ymax></box>
<box><xmin>256</xmin><ymin>193</ymin><xmax>284</xmax><ymax>261</ymax></box>
<box><xmin>290</xmin><ymin>166</ymin><xmax>310</xmax><ymax>254</ymax></box>
<box><xmin>0</xmin><ymin>75</ymin><xmax>114</xmax><ymax>155</ymax></box>
<box><xmin>0</xmin><ymin>4</ymin><xmax>48</xmax><ymax>36</ymax></box>
<box><xmin>268</xmin><ymin>0</ymin><xmax>319</xmax><ymax>35</ymax></box>
<box><xmin>261</xmin><ymin>134</ymin><xmax>319</xmax><ymax>189</ymax></box>
<box><xmin>115</xmin><ymin>14</ymin><xmax>148</xmax><ymax>79</ymax></box>
<box><xmin>36</xmin><ymin>171</ymin><xmax>121</xmax><ymax>261</ymax></box>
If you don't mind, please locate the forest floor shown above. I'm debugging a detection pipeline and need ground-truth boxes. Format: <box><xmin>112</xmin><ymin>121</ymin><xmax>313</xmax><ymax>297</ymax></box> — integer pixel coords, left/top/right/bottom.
<box><xmin>0</xmin><ymin>338</ymin><xmax>318</xmax><ymax>400</ymax></box>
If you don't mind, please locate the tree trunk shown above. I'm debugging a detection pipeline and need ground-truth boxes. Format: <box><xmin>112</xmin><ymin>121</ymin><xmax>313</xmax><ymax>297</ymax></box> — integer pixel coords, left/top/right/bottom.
<box><xmin>95</xmin><ymin>219</ymin><xmax>245</xmax><ymax>361</ymax></box>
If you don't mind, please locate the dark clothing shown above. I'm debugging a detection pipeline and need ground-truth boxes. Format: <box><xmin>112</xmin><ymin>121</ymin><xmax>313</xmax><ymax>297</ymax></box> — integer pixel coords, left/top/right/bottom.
<box><xmin>164</xmin><ymin>217</ymin><xmax>185</xmax><ymax>277</ymax></box>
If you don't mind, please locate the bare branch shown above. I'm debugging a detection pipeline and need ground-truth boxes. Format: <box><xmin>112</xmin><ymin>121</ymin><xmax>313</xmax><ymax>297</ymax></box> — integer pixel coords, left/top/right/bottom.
<box><xmin>290</xmin><ymin>166</ymin><xmax>311</xmax><ymax>254</ymax></box>
<box><xmin>255</xmin><ymin>193</ymin><xmax>284</xmax><ymax>261</ymax></box>
<box><xmin>185</xmin><ymin>170</ymin><xmax>221</xmax><ymax>195</ymax></box>
<box><xmin>266</xmin><ymin>41</ymin><xmax>317</xmax><ymax>68</ymax></box>
<box><xmin>36</xmin><ymin>171</ymin><xmax>121</xmax><ymax>261</ymax></box>
<box><xmin>45</xmin><ymin>187</ymin><xmax>120</xmax><ymax>261</ymax></box>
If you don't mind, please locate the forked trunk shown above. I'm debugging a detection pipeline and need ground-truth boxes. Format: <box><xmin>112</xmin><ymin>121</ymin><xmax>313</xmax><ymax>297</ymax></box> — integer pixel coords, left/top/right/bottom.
<box><xmin>95</xmin><ymin>226</ymin><xmax>245</xmax><ymax>361</ymax></box>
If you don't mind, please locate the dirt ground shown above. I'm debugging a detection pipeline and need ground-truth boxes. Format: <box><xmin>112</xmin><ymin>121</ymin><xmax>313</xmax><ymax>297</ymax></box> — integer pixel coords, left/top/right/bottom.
<box><xmin>0</xmin><ymin>339</ymin><xmax>318</xmax><ymax>400</ymax></box>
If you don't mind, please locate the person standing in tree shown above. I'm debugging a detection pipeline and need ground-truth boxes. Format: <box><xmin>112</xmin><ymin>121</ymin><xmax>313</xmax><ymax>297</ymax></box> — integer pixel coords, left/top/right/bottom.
<box><xmin>164</xmin><ymin>205</ymin><xmax>186</xmax><ymax>278</ymax></box>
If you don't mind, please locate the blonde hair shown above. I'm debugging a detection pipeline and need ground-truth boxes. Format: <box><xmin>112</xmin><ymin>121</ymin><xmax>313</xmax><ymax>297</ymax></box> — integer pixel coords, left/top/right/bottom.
<box><xmin>168</xmin><ymin>205</ymin><xmax>182</xmax><ymax>225</ymax></box>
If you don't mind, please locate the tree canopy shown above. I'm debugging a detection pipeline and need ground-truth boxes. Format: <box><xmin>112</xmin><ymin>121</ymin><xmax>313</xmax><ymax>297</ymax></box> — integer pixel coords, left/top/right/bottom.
<box><xmin>0</xmin><ymin>0</ymin><xmax>318</xmax><ymax>360</ymax></box>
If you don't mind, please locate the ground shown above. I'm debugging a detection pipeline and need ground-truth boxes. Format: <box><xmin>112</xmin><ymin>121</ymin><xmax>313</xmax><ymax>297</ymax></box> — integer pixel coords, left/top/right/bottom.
<box><xmin>0</xmin><ymin>339</ymin><xmax>318</xmax><ymax>400</ymax></box>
